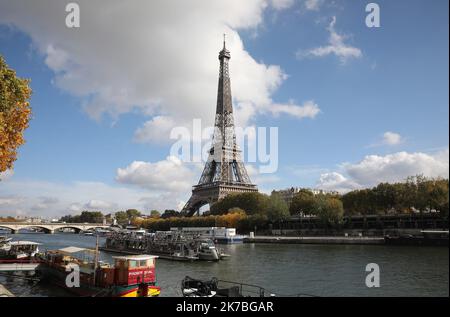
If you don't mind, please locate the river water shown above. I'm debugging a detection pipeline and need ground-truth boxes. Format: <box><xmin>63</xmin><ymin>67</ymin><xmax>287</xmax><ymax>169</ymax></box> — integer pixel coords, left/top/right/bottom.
<box><xmin>0</xmin><ymin>233</ymin><xmax>448</xmax><ymax>297</ymax></box>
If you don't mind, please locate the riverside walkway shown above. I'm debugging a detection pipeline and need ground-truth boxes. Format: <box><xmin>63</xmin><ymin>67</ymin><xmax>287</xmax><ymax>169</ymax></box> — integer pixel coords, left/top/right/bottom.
<box><xmin>244</xmin><ymin>235</ymin><xmax>385</xmax><ymax>245</ymax></box>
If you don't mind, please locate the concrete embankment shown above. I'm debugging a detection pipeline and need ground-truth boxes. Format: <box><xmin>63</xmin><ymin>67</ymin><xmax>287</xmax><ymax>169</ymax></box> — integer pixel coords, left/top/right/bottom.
<box><xmin>0</xmin><ymin>283</ymin><xmax>15</xmax><ymax>297</ymax></box>
<box><xmin>244</xmin><ymin>236</ymin><xmax>385</xmax><ymax>245</ymax></box>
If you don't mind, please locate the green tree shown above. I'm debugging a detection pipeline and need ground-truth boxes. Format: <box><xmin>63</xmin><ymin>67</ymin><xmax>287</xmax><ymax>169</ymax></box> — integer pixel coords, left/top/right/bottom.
<box><xmin>60</xmin><ymin>211</ymin><xmax>103</xmax><ymax>223</ymax></box>
<box><xmin>161</xmin><ymin>209</ymin><xmax>180</xmax><ymax>219</ymax></box>
<box><xmin>289</xmin><ymin>189</ymin><xmax>315</xmax><ymax>215</ymax></box>
<box><xmin>267</xmin><ymin>193</ymin><xmax>290</xmax><ymax>221</ymax></box>
<box><xmin>210</xmin><ymin>192</ymin><xmax>270</xmax><ymax>216</ymax></box>
<box><xmin>228</xmin><ymin>207</ymin><xmax>246</xmax><ymax>215</ymax></box>
<box><xmin>150</xmin><ymin>210</ymin><xmax>161</xmax><ymax>218</ymax></box>
<box><xmin>0</xmin><ymin>55</ymin><xmax>32</xmax><ymax>173</ymax></box>
<box><xmin>311</xmin><ymin>195</ymin><xmax>344</xmax><ymax>226</ymax></box>
<box><xmin>115</xmin><ymin>211</ymin><xmax>129</xmax><ymax>225</ymax></box>
<box><xmin>79</xmin><ymin>211</ymin><xmax>104</xmax><ymax>223</ymax></box>
<box><xmin>126</xmin><ymin>209</ymin><xmax>141</xmax><ymax>220</ymax></box>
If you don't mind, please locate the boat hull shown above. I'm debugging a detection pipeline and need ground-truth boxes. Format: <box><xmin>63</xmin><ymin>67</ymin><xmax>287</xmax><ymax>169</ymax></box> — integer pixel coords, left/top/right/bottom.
<box><xmin>38</xmin><ymin>264</ymin><xmax>160</xmax><ymax>297</ymax></box>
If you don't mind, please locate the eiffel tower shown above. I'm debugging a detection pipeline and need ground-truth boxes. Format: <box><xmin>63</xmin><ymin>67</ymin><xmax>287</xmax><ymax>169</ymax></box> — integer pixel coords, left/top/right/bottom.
<box><xmin>182</xmin><ymin>38</ymin><xmax>258</xmax><ymax>216</ymax></box>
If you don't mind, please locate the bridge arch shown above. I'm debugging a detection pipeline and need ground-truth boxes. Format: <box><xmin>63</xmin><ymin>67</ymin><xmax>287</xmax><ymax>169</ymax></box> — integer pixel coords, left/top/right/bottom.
<box><xmin>53</xmin><ymin>226</ymin><xmax>83</xmax><ymax>233</ymax></box>
<box><xmin>16</xmin><ymin>225</ymin><xmax>53</xmax><ymax>234</ymax></box>
<box><xmin>0</xmin><ymin>224</ymin><xmax>53</xmax><ymax>234</ymax></box>
<box><xmin>0</xmin><ymin>224</ymin><xmax>14</xmax><ymax>232</ymax></box>
<box><xmin>0</xmin><ymin>223</ymin><xmax>109</xmax><ymax>234</ymax></box>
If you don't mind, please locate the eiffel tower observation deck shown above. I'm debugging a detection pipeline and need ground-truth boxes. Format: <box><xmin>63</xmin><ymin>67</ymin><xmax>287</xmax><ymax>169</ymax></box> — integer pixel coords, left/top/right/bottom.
<box><xmin>182</xmin><ymin>37</ymin><xmax>258</xmax><ymax>216</ymax></box>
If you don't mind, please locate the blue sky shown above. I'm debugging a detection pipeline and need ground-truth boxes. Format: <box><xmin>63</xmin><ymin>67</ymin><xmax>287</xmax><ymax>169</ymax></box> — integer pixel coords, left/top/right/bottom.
<box><xmin>0</xmin><ymin>0</ymin><xmax>448</xmax><ymax>217</ymax></box>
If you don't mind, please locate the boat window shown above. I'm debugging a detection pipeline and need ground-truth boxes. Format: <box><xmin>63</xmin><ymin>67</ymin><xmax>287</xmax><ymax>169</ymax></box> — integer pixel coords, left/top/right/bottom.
<box><xmin>139</xmin><ymin>260</ymin><xmax>147</xmax><ymax>267</ymax></box>
<box><xmin>128</xmin><ymin>260</ymin><xmax>138</xmax><ymax>268</ymax></box>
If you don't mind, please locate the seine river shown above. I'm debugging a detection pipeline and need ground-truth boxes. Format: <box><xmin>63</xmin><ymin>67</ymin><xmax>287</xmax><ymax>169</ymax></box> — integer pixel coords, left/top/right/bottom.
<box><xmin>1</xmin><ymin>233</ymin><xmax>448</xmax><ymax>297</ymax></box>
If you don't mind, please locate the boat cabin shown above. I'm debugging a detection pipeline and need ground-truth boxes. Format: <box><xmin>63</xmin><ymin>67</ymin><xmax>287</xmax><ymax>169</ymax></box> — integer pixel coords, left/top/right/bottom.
<box><xmin>112</xmin><ymin>255</ymin><xmax>158</xmax><ymax>286</ymax></box>
<box><xmin>4</xmin><ymin>241</ymin><xmax>41</xmax><ymax>259</ymax></box>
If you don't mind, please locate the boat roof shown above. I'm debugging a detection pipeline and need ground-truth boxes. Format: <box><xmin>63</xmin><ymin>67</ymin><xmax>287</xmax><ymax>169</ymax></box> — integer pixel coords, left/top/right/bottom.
<box><xmin>112</xmin><ymin>254</ymin><xmax>158</xmax><ymax>261</ymax></box>
<box><xmin>9</xmin><ymin>241</ymin><xmax>41</xmax><ymax>245</ymax></box>
<box><xmin>58</xmin><ymin>246</ymin><xmax>96</xmax><ymax>254</ymax></box>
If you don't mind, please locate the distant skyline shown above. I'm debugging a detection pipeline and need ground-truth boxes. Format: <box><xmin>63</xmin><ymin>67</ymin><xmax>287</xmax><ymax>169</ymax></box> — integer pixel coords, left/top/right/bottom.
<box><xmin>0</xmin><ymin>0</ymin><xmax>448</xmax><ymax>217</ymax></box>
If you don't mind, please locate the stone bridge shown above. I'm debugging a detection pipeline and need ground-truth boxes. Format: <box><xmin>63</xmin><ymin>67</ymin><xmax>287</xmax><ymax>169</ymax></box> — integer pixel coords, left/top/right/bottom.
<box><xmin>0</xmin><ymin>222</ymin><xmax>110</xmax><ymax>234</ymax></box>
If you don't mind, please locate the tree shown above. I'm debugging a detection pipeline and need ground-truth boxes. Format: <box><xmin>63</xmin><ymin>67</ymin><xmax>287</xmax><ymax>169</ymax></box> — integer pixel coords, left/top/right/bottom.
<box><xmin>126</xmin><ymin>209</ymin><xmax>141</xmax><ymax>219</ymax></box>
<box><xmin>0</xmin><ymin>55</ymin><xmax>32</xmax><ymax>173</ymax></box>
<box><xmin>115</xmin><ymin>211</ymin><xmax>129</xmax><ymax>225</ymax></box>
<box><xmin>314</xmin><ymin>195</ymin><xmax>344</xmax><ymax>226</ymax></box>
<box><xmin>150</xmin><ymin>210</ymin><xmax>161</xmax><ymax>218</ymax></box>
<box><xmin>228</xmin><ymin>207</ymin><xmax>246</xmax><ymax>215</ymax></box>
<box><xmin>79</xmin><ymin>211</ymin><xmax>104</xmax><ymax>223</ymax></box>
<box><xmin>59</xmin><ymin>211</ymin><xmax>104</xmax><ymax>223</ymax></box>
<box><xmin>161</xmin><ymin>209</ymin><xmax>180</xmax><ymax>219</ymax></box>
<box><xmin>210</xmin><ymin>192</ymin><xmax>270</xmax><ymax>215</ymax></box>
<box><xmin>289</xmin><ymin>189</ymin><xmax>315</xmax><ymax>215</ymax></box>
<box><xmin>267</xmin><ymin>193</ymin><xmax>290</xmax><ymax>221</ymax></box>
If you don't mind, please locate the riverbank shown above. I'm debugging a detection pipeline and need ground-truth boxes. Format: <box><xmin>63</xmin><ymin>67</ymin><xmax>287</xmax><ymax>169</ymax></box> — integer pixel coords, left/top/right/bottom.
<box><xmin>244</xmin><ymin>236</ymin><xmax>385</xmax><ymax>245</ymax></box>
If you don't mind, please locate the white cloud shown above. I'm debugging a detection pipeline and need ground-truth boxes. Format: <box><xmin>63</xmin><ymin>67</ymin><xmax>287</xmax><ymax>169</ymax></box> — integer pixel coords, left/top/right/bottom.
<box><xmin>316</xmin><ymin>148</ymin><xmax>449</xmax><ymax>192</ymax></box>
<box><xmin>270</xmin><ymin>0</ymin><xmax>295</xmax><ymax>10</ymax></box>
<box><xmin>382</xmin><ymin>131</ymin><xmax>403</xmax><ymax>146</ymax></box>
<box><xmin>317</xmin><ymin>172</ymin><xmax>360</xmax><ymax>193</ymax></box>
<box><xmin>116</xmin><ymin>156</ymin><xmax>195</xmax><ymax>192</ymax></box>
<box><xmin>31</xmin><ymin>196</ymin><xmax>59</xmax><ymax>211</ymax></box>
<box><xmin>0</xmin><ymin>179</ymin><xmax>175</xmax><ymax>217</ymax></box>
<box><xmin>0</xmin><ymin>0</ymin><xmax>314</xmax><ymax>144</ymax></box>
<box><xmin>0</xmin><ymin>196</ymin><xmax>23</xmax><ymax>207</ymax></box>
<box><xmin>247</xmin><ymin>164</ymin><xmax>281</xmax><ymax>185</ymax></box>
<box><xmin>304</xmin><ymin>0</ymin><xmax>323</xmax><ymax>11</ymax></box>
<box><xmin>45</xmin><ymin>44</ymin><xmax>70</xmax><ymax>72</ymax></box>
<box><xmin>270</xmin><ymin>100</ymin><xmax>321</xmax><ymax>119</ymax></box>
<box><xmin>0</xmin><ymin>169</ymin><xmax>14</xmax><ymax>181</ymax></box>
<box><xmin>84</xmin><ymin>200</ymin><xmax>114</xmax><ymax>210</ymax></box>
<box><xmin>297</xmin><ymin>16</ymin><xmax>362</xmax><ymax>63</ymax></box>
<box><xmin>367</xmin><ymin>131</ymin><xmax>404</xmax><ymax>148</ymax></box>
<box><xmin>133</xmin><ymin>116</ymin><xmax>178</xmax><ymax>144</ymax></box>
<box><xmin>69</xmin><ymin>203</ymin><xmax>83</xmax><ymax>213</ymax></box>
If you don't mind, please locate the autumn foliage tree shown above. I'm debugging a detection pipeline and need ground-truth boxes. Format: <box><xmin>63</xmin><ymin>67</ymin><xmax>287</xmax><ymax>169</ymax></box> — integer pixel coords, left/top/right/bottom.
<box><xmin>0</xmin><ymin>55</ymin><xmax>32</xmax><ymax>173</ymax></box>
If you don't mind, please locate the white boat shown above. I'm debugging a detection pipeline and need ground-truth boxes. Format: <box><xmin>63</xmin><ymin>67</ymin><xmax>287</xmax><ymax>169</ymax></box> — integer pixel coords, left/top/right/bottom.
<box><xmin>1</xmin><ymin>241</ymin><xmax>41</xmax><ymax>259</ymax></box>
<box><xmin>196</xmin><ymin>239</ymin><xmax>220</xmax><ymax>261</ymax></box>
<box><xmin>171</xmin><ymin>227</ymin><xmax>244</xmax><ymax>244</ymax></box>
<box><xmin>0</xmin><ymin>236</ymin><xmax>12</xmax><ymax>251</ymax></box>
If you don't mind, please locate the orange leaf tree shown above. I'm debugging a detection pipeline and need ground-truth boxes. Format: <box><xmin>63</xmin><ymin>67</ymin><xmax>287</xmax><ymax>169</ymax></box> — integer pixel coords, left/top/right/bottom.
<box><xmin>0</xmin><ymin>55</ymin><xmax>32</xmax><ymax>173</ymax></box>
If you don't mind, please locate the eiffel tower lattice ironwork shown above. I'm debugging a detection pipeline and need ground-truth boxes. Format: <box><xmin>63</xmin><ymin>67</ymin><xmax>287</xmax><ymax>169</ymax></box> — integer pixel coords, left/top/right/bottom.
<box><xmin>182</xmin><ymin>38</ymin><xmax>258</xmax><ymax>216</ymax></box>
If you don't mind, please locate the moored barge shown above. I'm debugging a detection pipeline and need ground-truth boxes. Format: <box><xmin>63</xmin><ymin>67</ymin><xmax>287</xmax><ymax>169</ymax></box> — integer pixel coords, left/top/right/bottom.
<box><xmin>101</xmin><ymin>230</ymin><xmax>226</xmax><ymax>261</ymax></box>
<box><xmin>38</xmin><ymin>246</ymin><xmax>160</xmax><ymax>297</ymax></box>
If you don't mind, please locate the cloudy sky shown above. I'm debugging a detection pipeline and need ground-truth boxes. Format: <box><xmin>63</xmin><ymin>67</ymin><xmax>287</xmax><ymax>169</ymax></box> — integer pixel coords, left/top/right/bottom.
<box><xmin>0</xmin><ymin>0</ymin><xmax>448</xmax><ymax>218</ymax></box>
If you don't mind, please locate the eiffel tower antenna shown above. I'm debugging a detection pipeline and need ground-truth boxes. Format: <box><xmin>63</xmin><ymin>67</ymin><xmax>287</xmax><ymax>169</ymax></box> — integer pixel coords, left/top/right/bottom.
<box><xmin>182</xmin><ymin>38</ymin><xmax>258</xmax><ymax>216</ymax></box>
